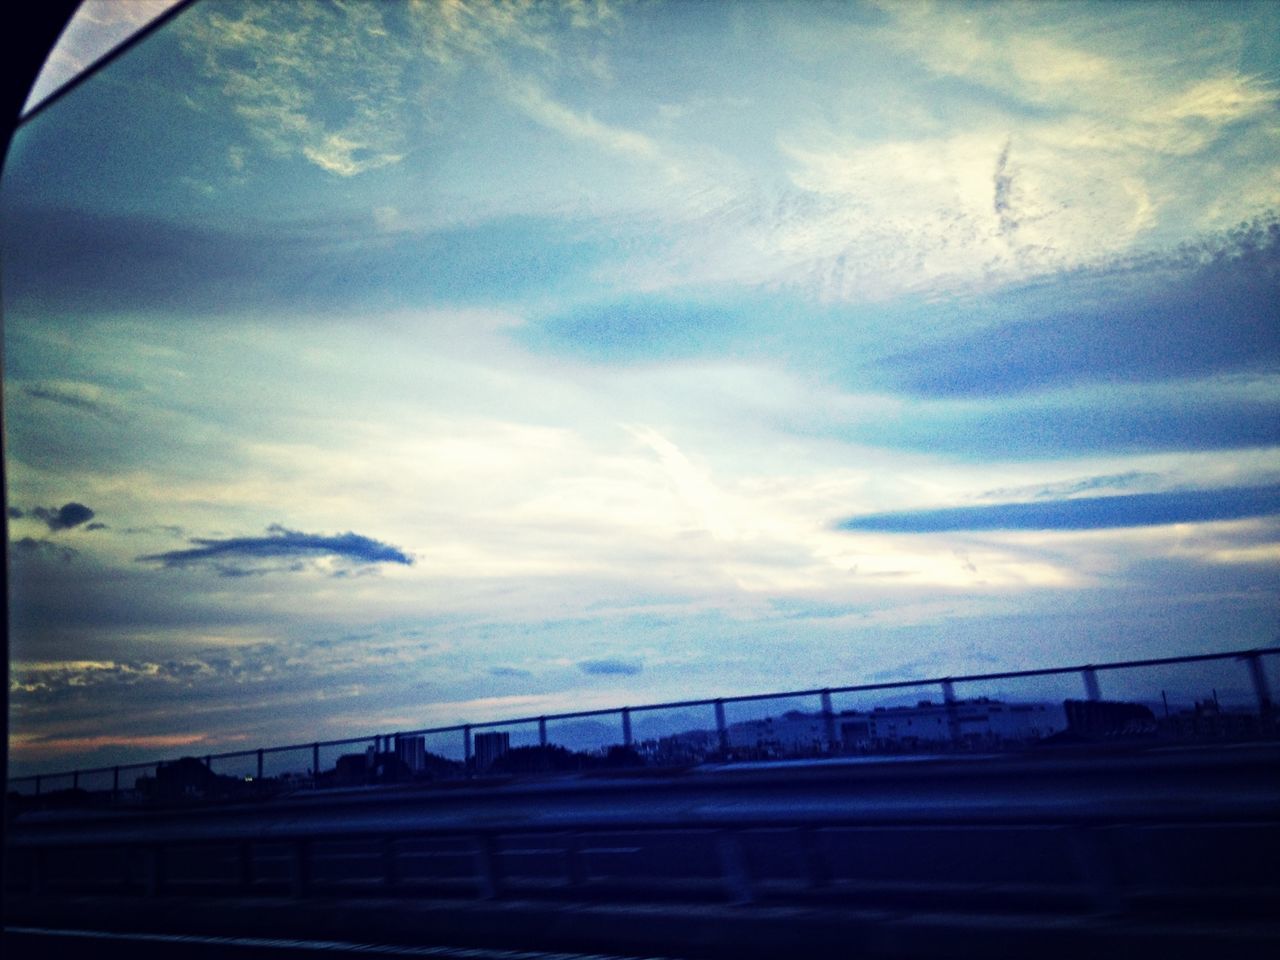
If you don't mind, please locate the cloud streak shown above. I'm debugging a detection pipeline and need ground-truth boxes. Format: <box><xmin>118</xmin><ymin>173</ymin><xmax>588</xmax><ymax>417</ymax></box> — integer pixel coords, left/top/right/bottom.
<box><xmin>578</xmin><ymin>658</ymin><xmax>643</xmax><ymax>676</ymax></box>
<box><xmin>138</xmin><ymin>525</ymin><xmax>413</xmax><ymax>571</ymax></box>
<box><xmin>838</xmin><ymin>485</ymin><xmax>1280</xmax><ymax>534</ymax></box>
<box><xmin>880</xmin><ymin>218</ymin><xmax>1280</xmax><ymax>398</ymax></box>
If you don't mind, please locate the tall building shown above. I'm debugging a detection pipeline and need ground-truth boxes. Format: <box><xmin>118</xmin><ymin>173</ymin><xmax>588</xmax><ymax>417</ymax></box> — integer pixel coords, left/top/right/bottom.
<box><xmin>474</xmin><ymin>731</ymin><xmax>510</xmax><ymax>771</ymax></box>
<box><xmin>396</xmin><ymin>735</ymin><xmax>426</xmax><ymax>773</ymax></box>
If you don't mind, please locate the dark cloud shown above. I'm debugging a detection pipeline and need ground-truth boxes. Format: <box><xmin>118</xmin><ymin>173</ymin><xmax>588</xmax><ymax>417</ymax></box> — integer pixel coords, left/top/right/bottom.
<box><xmin>489</xmin><ymin>666</ymin><xmax>532</xmax><ymax>678</ymax></box>
<box><xmin>880</xmin><ymin>217</ymin><xmax>1280</xmax><ymax>397</ymax></box>
<box><xmin>24</xmin><ymin>502</ymin><xmax>96</xmax><ymax>531</ymax></box>
<box><xmin>578</xmin><ymin>658</ymin><xmax>643</xmax><ymax>676</ymax></box>
<box><xmin>22</xmin><ymin>383</ymin><xmax>122</xmax><ymax>421</ymax></box>
<box><xmin>837</xmin><ymin>484</ymin><xmax>1280</xmax><ymax>533</ymax></box>
<box><xmin>137</xmin><ymin>524</ymin><xmax>412</xmax><ymax>571</ymax></box>
<box><xmin>993</xmin><ymin>138</ymin><xmax>1017</xmax><ymax>236</ymax></box>
<box><xmin>10</xmin><ymin>537</ymin><xmax>77</xmax><ymax>562</ymax></box>
<box><xmin>8</xmin><ymin>507</ymin><xmax>23</xmax><ymax>519</ymax></box>
<box><xmin>0</xmin><ymin>203</ymin><xmax>606</xmax><ymax>319</ymax></box>
<box><xmin>836</xmin><ymin>390</ymin><xmax>1280</xmax><ymax>459</ymax></box>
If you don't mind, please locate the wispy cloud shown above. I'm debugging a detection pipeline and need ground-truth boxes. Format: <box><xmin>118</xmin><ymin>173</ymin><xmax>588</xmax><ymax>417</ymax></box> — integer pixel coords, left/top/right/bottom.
<box><xmin>578</xmin><ymin>658</ymin><xmax>643</xmax><ymax>676</ymax></box>
<box><xmin>503</xmin><ymin>75</ymin><xmax>662</xmax><ymax>162</ymax></box>
<box><xmin>838</xmin><ymin>484</ymin><xmax>1280</xmax><ymax>534</ymax></box>
<box><xmin>982</xmin><ymin>472</ymin><xmax>1162</xmax><ymax>502</ymax></box>
<box><xmin>489</xmin><ymin>665</ymin><xmax>532</xmax><ymax>678</ymax></box>
<box><xmin>179</xmin><ymin>1</ymin><xmax>413</xmax><ymax>177</ymax></box>
<box><xmin>22</xmin><ymin>381</ymin><xmax>124</xmax><ymax>421</ymax></box>
<box><xmin>878</xmin><ymin>218</ymin><xmax>1280</xmax><ymax>397</ymax></box>
<box><xmin>138</xmin><ymin>524</ymin><xmax>413</xmax><ymax>573</ymax></box>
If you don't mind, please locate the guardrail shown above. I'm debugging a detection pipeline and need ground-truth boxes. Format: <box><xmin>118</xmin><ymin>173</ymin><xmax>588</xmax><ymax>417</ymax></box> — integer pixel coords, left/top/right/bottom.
<box><xmin>7</xmin><ymin>749</ymin><xmax>1280</xmax><ymax>939</ymax></box>
<box><xmin>8</xmin><ymin>647</ymin><xmax>1277</xmax><ymax>798</ymax></box>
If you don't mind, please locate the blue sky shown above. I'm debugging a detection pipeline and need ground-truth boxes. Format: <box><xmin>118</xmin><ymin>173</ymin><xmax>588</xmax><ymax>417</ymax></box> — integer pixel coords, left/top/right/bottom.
<box><xmin>4</xmin><ymin>0</ymin><xmax>1279</xmax><ymax>774</ymax></box>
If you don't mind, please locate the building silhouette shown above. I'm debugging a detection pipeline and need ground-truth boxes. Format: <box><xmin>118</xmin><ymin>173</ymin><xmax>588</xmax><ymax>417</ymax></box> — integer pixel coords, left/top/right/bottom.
<box><xmin>474</xmin><ymin>731</ymin><xmax>510</xmax><ymax>771</ymax></box>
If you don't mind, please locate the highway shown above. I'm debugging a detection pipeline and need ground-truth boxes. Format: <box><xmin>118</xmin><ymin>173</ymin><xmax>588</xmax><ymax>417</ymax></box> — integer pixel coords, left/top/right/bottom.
<box><xmin>6</xmin><ymin>744</ymin><xmax>1280</xmax><ymax>959</ymax></box>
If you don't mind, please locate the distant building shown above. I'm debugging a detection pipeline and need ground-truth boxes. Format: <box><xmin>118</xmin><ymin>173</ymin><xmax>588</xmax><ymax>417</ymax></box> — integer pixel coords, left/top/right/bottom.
<box><xmin>334</xmin><ymin>752</ymin><xmax>369</xmax><ymax>785</ymax></box>
<box><xmin>396</xmin><ymin>735</ymin><xmax>426</xmax><ymax>773</ymax></box>
<box><xmin>722</xmin><ymin>699</ymin><xmax>1066</xmax><ymax>756</ymax></box>
<box><xmin>148</xmin><ymin>756</ymin><xmax>223</xmax><ymax>800</ymax></box>
<box><xmin>1063</xmin><ymin>699</ymin><xmax>1156</xmax><ymax>739</ymax></box>
<box><xmin>847</xmin><ymin>699</ymin><xmax>1066</xmax><ymax>749</ymax></box>
<box><xmin>728</xmin><ymin>710</ymin><xmax>831</xmax><ymax>756</ymax></box>
<box><xmin>643</xmin><ymin>729</ymin><xmax>720</xmax><ymax>764</ymax></box>
<box><xmin>474</xmin><ymin>731</ymin><xmax>510</xmax><ymax>771</ymax></box>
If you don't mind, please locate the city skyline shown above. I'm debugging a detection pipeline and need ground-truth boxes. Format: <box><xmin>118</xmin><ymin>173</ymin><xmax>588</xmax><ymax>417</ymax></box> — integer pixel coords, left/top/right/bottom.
<box><xmin>5</xmin><ymin>0</ymin><xmax>1279</xmax><ymax>775</ymax></box>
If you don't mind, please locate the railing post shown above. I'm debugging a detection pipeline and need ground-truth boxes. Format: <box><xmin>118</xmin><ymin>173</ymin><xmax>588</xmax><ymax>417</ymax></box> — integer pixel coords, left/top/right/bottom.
<box><xmin>1244</xmin><ymin>652</ymin><xmax>1273</xmax><ymax>715</ymax></box>
<box><xmin>1066</xmin><ymin>825</ymin><xmax>1123</xmax><ymax>916</ymax></box>
<box><xmin>942</xmin><ymin>679</ymin><xmax>961</xmax><ymax>745</ymax></box>
<box><xmin>204</xmin><ymin>754</ymin><xmax>212</xmax><ymax>771</ymax></box>
<box><xmin>621</xmin><ymin>707</ymin><xmax>633</xmax><ymax>748</ymax></box>
<box><xmin>464</xmin><ymin>725</ymin><xmax>473</xmax><ymax>769</ymax></box>
<box><xmin>1082</xmin><ymin>666</ymin><xmax>1102</xmax><ymax>702</ymax></box>
<box><xmin>34</xmin><ymin>775</ymin><xmax>41</xmax><ymax>796</ymax></box>
<box><xmin>239</xmin><ymin>840</ymin><xmax>253</xmax><ymax>892</ymax></box>
<box><xmin>29</xmin><ymin>848</ymin><xmax>45</xmax><ymax>896</ymax></box>
<box><xmin>473</xmin><ymin>834</ymin><xmax>500</xmax><ymax>899</ymax></box>
<box><xmin>804</xmin><ymin>827</ymin><xmax>831</xmax><ymax>889</ymax></box>
<box><xmin>144</xmin><ymin>844</ymin><xmax>164</xmax><ymax>898</ymax></box>
<box><xmin>290</xmin><ymin>839</ymin><xmax>310</xmax><ymax>898</ymax></box>
<box><xmin>72</xmin><ymin>770</ymin><xmax>79</xmax><ymax>790</ymax></box>
<box><xmin>716</xmin><ymin>830</ymin><xmax>753</xmax><ymax>905</ymax></box>
<box><xmin>564</xmin><ymin>832</ymin><xmax>587</xmax><ymax>887</ymax></box>
<box><xmin>312</xmin><ymin>742</ymin><xmax>320</xmax><ymax>782</ymax></box>
<box><xmin>714</xmin><ymin>699</ymin><xmax>730</xmax><ymax>755</ymax></box>
<box><xmin>538</xmin><ymin>716</ymin><xmax>548</xmax><ymax>747</ymax></box>
<box><xmin>820</xmin><ymin>689</ymin><xmax>836</xmax><ymax>752</ymax></box>
<box><xmin>256</xmin><ymin>749</ymin><xmax>264</xmax><ymax>781</ymax></box>
<box><xmin>382</xmin><ymin>836</ymin><xmax>399</xmax><ymax>888</ymax></box>
<box><xmin>112</xmin><ymin>766</ymin><xmax>120</xmax><ymax>801</ymax></box>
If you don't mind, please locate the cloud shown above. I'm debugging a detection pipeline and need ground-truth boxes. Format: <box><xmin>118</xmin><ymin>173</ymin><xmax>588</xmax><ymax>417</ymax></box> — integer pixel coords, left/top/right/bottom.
<box><xmin>992</xmin><ymin>138</ymin><xmax>1017</xmax><ymax>236</ymax></box>
<box><xmin>176</xmin><ymin>0</ymin><xmax>624</xmax><ymax>181</ymax></box>
<box><xmin>525</xmin><ymin>297</ymin><xmax>738</xmax><ymax>361</ymax></box>
<box><xmin>879</xmin><ymin>218</ymin><xmax>1280</xmax><ymax>397</ymax></box>
<box><xmin>578</xmin><ymin>658</ymin><xmax>643</xmax><ymax>676</ymax></box>
<box><xmin>22</xmin><ymin>381</ymin><xmax>123</xmax><ymax>421</ymax></box>
<box><xmin>178</xmin><ymin>1</ymin><xmax>413</xmax><ymax>177</ymax></box>
<box><xmin>837</xmin><ymin>484</ymin><xmax>1280</xmax><ymax>534</ymax></box>
<box><xmin>20</xmin><ymin>502</ymin><xmax>97</xmax><ymax>531</ymax></box>
<box><xmin>489</xmin><ymin>665</ymin><xmax>532</xmax><ymax>678</ymax></box>
<box><xmin>982</xmin><ymin>472</ymin><xmax>1162</xmax><ymax>501</ymax></box>
<box><xmin>503</xmin><ymin>76</ymin><xmax>662</xmax><ymax>163</ymax></box>
<box><xmin>138</xmin><ymin>524</ymin><xmax>413</xmax><ymax>572</ymax></box>
<box><xmin>11</xmin><ymin>537</ymin><xmax>77</xmax><ymax>562</ymax></box>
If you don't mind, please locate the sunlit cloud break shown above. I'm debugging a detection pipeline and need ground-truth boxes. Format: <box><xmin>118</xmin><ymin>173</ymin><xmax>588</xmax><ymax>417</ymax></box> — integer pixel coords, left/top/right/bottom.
<box><xmin>138</xmin><ymin>524</ymin><xmax>413</xmax><ymax>569</ymax></box>
<box><xmin>838</xmin><ymin>485</ymin><xmax>1280</xmax><ymax>534</ymax></box>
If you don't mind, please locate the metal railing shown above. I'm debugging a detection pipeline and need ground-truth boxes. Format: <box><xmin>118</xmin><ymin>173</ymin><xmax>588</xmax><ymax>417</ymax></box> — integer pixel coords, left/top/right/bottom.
<box><xmin>8</xmin><ymin>646</ymin><xmax>1276</xmax><ymax>797</ymax></box>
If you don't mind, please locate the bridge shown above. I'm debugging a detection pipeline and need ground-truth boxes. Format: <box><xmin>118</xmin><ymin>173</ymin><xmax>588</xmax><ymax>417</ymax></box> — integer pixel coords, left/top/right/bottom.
<box><xmin>6</xmin><ymin>647</ymin><xmax>1279</xmax><ymax>957</ymax></box>
<box><xmin>6</xmin><ymin>742</ymin><xmax>1280</xmax><ymax>958</ymax></box>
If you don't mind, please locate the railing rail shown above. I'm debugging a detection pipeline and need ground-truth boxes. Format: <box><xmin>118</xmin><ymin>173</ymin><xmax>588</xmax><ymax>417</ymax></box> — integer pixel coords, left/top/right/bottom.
<box><xmin>9</xmin><ymin>646</ymin><xmax>1276</xmax><ymax>792</ymax></box>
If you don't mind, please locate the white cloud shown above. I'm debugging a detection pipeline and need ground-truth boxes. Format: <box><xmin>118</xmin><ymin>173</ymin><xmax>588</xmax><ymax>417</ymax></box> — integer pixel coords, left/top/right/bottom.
<box><xmin>503</xmin><ymin>75</ymin><xmax>661</xmax><ymax>162</ymax></box>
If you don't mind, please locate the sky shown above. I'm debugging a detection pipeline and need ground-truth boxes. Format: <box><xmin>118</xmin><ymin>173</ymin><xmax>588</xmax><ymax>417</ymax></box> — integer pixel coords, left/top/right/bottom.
<box><xmin>4</xmin><ymin>0</ymin><xmax>1279</xmax><ymax>776</ymax></box>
